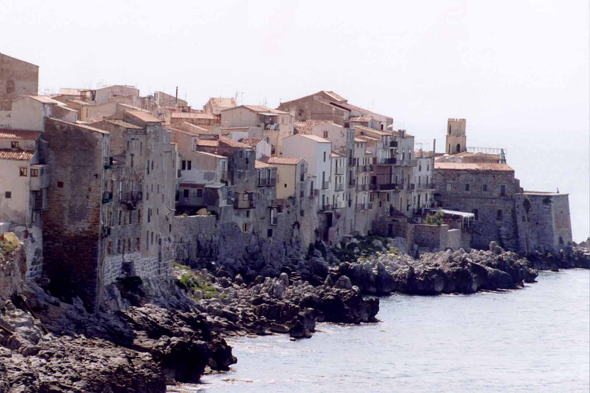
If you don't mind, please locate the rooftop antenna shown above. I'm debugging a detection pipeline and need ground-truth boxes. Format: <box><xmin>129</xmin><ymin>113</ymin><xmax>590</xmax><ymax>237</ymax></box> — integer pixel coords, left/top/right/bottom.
<box><xmin>175</xmin><ymin>86</ymin><xmax>178</xmax><ymax>105</ymax></box>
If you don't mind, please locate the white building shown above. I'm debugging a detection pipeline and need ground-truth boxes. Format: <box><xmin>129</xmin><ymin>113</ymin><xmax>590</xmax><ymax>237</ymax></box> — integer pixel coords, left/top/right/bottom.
<box><xmin>282</xmin><ymin>134</ymin><xmax>332</xmax><ymax>207</ymax></box>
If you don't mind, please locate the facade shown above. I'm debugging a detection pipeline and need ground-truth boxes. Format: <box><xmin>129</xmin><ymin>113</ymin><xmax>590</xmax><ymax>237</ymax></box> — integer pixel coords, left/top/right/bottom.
<box><xmin>203</xmin><ymin>97</ymin><xmax>237</xmax><ymax>115</ymax></box>
<box><xmin>0</xmin><ymin>96</ymin><xmax>77</xmax><ymax>131</ymax></box>
<box><xmin>0</xmin><ymin>53</ymin><xmax>38</xmax><ymax>102</ymax></box>
<box><xmin>412</xmin><ymin>150</ymin><xmax>435</xmax><ymax>216</ymax></box>
<box><xmin>433</xmin><ymin>162</ymin><xmax>521</xmax><ymax>250</ymax></box>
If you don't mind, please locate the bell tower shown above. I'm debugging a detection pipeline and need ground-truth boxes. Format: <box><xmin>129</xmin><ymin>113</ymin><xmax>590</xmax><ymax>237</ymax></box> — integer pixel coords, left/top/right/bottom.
<box><xmin>445</xmin><ymin>118</ymin><xmax>466</xmax><ymax>155</ymax></box>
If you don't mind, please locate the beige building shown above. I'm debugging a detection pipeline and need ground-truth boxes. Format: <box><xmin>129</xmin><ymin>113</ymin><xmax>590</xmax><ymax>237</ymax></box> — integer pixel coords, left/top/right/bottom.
<box><xmin>203</xmin><ymin>97</ymin><xmax>237</xmax><ymax>115</ymax></box>
<box><xmin>0</xmin><ymin>53</ymin><xmax>38</xmax><ymax>102</ymax></box>
<box><xmin>261</xmin><ymin>157</ymin><xmax>306</xmax><ymax>201</ymax></box>
<box><xmin>445</xmin><ymin>118</ymin><xmax>467</xmax><ymax>155</ymax></box>
<box><xmin>0</xmin><ymin>96</ymin><xmax>77</xmax><ymax>131</ymax></box>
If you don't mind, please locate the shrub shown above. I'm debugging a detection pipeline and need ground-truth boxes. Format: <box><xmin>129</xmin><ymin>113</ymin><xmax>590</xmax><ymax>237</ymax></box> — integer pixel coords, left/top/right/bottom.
<box><xmin>424</xmin><ymin>211</ymin><xmax>444</xmax><ymax>226</ymax></box>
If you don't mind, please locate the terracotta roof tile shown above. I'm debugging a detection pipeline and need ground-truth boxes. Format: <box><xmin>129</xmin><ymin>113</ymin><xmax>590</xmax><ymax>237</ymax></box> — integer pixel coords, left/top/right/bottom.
<box><xmin>296</xmin><ymin>134</ymin><xmax>331</xmax><ymax>143</ymax></box>
<box><xmin>0</xmin><ymin>149</ymin><xmax>35</xmax><ymax>161</ymax></box>
<box><xmin>434</xmin><ymin>162</ymin><xmax>514</xmax><ymax>172</ymax></box>
<box><xmin>0</xmin><ymin>130</ymin><xmax>42</xmax><ymax>140</ymax></box>
<box><xmin>294</xmin><ymin>120</ymin><xmax>336</xmax><ymax>135</ymax></box>
<box><xmin>240</xmin><ymin>138</ymin><xmax>263</xmax><ymax>146</ymax></box>
<box><xmin>197</xmin><ymin>140</ymin><xmax>219</xmax><ymax>147</ymax></box>
<box><xmin>255</xmin><ymin>160</ymin><xmax>276</xmax><ymax>169</ymax></box>
<box><xmin>171</xmin><ymin>112</ymin><xmax>217</xmax><ymax>120</ymax></box>
<box><xmin>219</xmin><ymin>137</ymin><xmax>252</xmax><ymax>149</ymax></box>
<box><xmin>261</xmin><ymin>157</ymin><xmax>302</xmax><ymax>165</ymax></box>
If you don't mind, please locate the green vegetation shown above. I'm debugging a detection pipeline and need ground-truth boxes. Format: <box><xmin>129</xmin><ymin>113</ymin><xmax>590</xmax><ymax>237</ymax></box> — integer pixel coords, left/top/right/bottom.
<box><xmin>424</xmin><ymin>211</ymin><xmax>444</xmax><ymax>226</ymax></box>
<box><xmin>0</xmin><ymin>240</ymin><xmax>18</xmax><ymax>254</ymax></box>
<box><xmin>173</xmin><ymin>262</ymin><xmax>190</xmax><ymax>271</ymax></box>
<box><xmin>179</xmin><ymin>272</ymin><xmax>219</xmax><ymax>299</ymax></box>
<box><xmin>331</xmin><ymin>235</ymin><xmax>398</xmax><ymax>262</ymax></box>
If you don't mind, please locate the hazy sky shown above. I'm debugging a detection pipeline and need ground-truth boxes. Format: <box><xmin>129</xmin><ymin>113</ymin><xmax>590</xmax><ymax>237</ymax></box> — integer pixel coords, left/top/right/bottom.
<box><xmin>1</xmin><ymin>0</ymin><xmax>589</xmax><ymax>239</ymax></box>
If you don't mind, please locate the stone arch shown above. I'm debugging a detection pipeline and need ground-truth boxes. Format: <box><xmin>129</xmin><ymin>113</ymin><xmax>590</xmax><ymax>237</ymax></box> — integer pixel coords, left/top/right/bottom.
<box><xmin>456</xmin><ymin>143</ymin><xmax>461</xmax><ymax>153</ymax></box>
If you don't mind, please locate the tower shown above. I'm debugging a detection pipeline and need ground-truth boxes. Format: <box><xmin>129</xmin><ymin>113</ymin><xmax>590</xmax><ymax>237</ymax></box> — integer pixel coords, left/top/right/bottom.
<box><xmin>445</xmin><ymin>118</ymin><xmax>467</xmax><ymax>155</ymax></box>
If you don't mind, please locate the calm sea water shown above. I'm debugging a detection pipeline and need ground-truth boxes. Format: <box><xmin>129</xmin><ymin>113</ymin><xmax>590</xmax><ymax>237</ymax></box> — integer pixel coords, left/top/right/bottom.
<box><xmin>179</xmin><ymin>270</ymin><xmax>589</xmax><ymax>393</ymax></box>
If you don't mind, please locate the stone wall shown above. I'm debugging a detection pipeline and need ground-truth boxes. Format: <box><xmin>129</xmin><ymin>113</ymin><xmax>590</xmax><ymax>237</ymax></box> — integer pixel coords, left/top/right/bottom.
<box><xmin>515</xmin><ymin>193</ymin><xmax>573</xmax><ymax>254</ymax></box>
<box><xmin>0</xmin><ymin>54</ymin><xmax>38</xmax><ymax>102</ymax></box>
<box><xmin>414</xmin><ymin>224</ymin><xmax>449</xmax><ymax>251</ymax></box>
<box><xmin>41</xmin><ymin>119</ymin><xmax>108</xmax><ymax>312</ymax></box>
<box><xmin>434</xmin><ymin>168</ymin><xmax>520</xmax><ymax>251</ymax></box>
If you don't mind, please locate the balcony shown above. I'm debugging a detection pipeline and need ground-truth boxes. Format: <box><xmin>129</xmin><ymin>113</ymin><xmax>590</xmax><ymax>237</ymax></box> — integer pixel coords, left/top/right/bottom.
<box><xmin>356</xmin><ymin>184</ymin><xmax>368</xmax><ymax>192</ymax></box>
<box><xmin>335</xmin><ymin>166</ymin><xmax>345</xmax><ymax>175</ymax></box>
<box><xmin>320</xmin><ymin>204</ymin><xmax>333</xmax><ymax>211</ymax></box>
<box><xmin>387</xmin><ymin>141</ymin><xmax>399</xmax><ymax>148</ymax></box>
<box><xmin>356</xmin><ymin>165</ymin><xmax>366</xmax><ymax>173</ymax></box>
<box><xmin>271</xmin><ymin>216</ymin><xmax>278</xmax><ymax>226</ymax></box>
<box><xmin>322</xmin><ymin>181</ymin><xmax>330</xmax><ymax>190</ymax></box>
<box><xmin>29</xmin><ymin>164</ymin><xmax>49</xmax><ymax>191</ymax></box>
<box><xmin>377</xmin><ymin>183</ymin><xmax>397</xmax><ymax>191</ymax></box>
<box><xmin>349</xmin><ymin>178</ymin><xmax>356</xmax><ymax>186</ymax></box>
<box><xmin>221</xmin><ymin>170</ymin><xmax>229</xmax><ymax>182</ymax></box>
<box><xmin>333</xmin><ymin>201</ymin><xmax>345</xmax><ymax>209</ymax></box>
<box><xmin>257</xmin><ymin>178</ymin><xmax>268</xmax><ymax>187</ymax></box>
<box><xmin>120</xmin><ymin>191</ymin><xmax>143</xmax><ymax>209</ymax></box>
<box><xmin>355</xmin><ymin>203</ymin><xmax>368</xmax><ymax>211</ymax></box>
<box><xmin>410</xmin><ymin>183</ymin><xmax>416</xmax><ymax>190</ymax></box>
<box><xmin>402</xmin><ymin>159</ymin><xmax>418</xmax><ymax>167</ymax></box>
<box><xmin>377</xmin><ymin>157</ymin><xmax>396</xmax><ymax>165</ymax></box>
<box><xmin>367</xmin><ymin>164</ymin><xmax>374</xmax><ymax>172</ymax></box>
<box><xmin>368</xmin><ymin>203</ymin><xmax>373</xmax><ymax>210</ymax></box>
<box><xmin>104</xmin><ymin>157</ymin><xmax>114</xmax><ymax>169</ymax></box>
<box><xmin>267</xmin><ymin>178</ymin><xmax>277</xmax><ymax>187</ymax></box>
<box><xmin>334</xmin><ymin>183</ymin><xmax>345</xmax><ymax>192</ymax></box>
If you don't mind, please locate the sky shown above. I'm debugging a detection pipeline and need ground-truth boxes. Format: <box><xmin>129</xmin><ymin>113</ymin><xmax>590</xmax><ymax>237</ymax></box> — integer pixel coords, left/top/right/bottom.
<box><xmin>1</xmin><ymin>0</ymin><xmax>588</xmax><ymax>240</ymax></box>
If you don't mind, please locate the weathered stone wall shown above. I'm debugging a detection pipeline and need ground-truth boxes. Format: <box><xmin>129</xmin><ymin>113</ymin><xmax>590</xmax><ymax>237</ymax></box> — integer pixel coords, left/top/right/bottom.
<box><xmin>515</xmin><ymin>193</ymin><xmax>573</xmax><ymax>254</ymax></box>
<box><xmin>0</xmin><ymin>54</ymin><xmax>38</xmax><ymax>102</ymax></box>
<box><xmin>414</xmin><ymin>224</ymin><xmax>449</xmax><ymax>251</ymax></box>
<box><xmin>0</xmin><ymin>240</ymin><xmax>26</xmax><ymax>298</ymax></box>
<box><xmin>434</xmin><ymin>168</ymin><xmax>520</xmax><ymax>250</ymax></box>
<box><xmin>41</xmin><ymin>119</ymin><xmax>108</xmax><ymax>312</ymax></box>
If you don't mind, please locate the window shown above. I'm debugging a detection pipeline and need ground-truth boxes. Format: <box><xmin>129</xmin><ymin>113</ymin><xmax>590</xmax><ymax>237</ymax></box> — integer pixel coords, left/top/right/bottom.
<box><xmin>3</xmin><ymin>191</ymin><xmax>11</xmax><ymax>199</ymax></box>
<box><xmin>19</xmin><ymin>168</ymin><xmax>27</xmax><ymax>177</ymax></box>
<box><xmin>197</xmin><ymin>189</ymin><xmax>203</xmax><ymax>197</ymax></box>
<box><xmin>11</xmin><ymin>141</ymin><xmax>18</xmax><ymax>148</ymax></box>
<box><xmin>151</xmin><ymin>161</ymin><xmax>154</xmax><ymax>170</ymax></box>
<box><xmin>243</xmin><ymin>222</ymin><xmax>249</xmax><ymax>232</ymax></box>
<box><xmin>500</xmin><ymin>185</ymin><xmax>506</xmax><ymax>197</ymax></box>
<box><xmin>138</xmin><ymin>209</ymin><xmax>142</xmax><ymax>223</ymax></box>
<box><xmin>107</xmin><ymin>242</ymin><xmax>112</xmax><ymax>255</ymax></box>
<box><xmin>151</xmin><ymin>232</ymin><xmax>154</xmax><ymax>244</ymax></box>
<box><xmin>323</xmin><ymin>131</ymin><xmax>328</xmax><ymax>138</ymax></box>
<box><xmin>483</xmin><ymin>184</ymin><xmax>488</xmax><ymax>192</ymax></box>
<box><xmin>117</xmin><ymin>240</ymin><xmax>121</xmax><ymax>254</ymax></box>
<box><xmin>127</xmin><ymin>239</ymin><xmax>131</xmax><ymax>252</ymax></box>
<box><xmin>446</xmin><ymin>183</ymin><xmax>452</xmax><ymax>191</ymax></box>
<box><xmin>136</xmin><ymin>237</ymin><xmax>140</xmax><ymax>251</ymax></box>
<box><xmin>182</xmin><ymin>161</ymin><xmax>186</xmax><ymax>170</ymax></box>
<box><xmin>323</xmin><ymin>152</ymin><xmax>326</xmax><ymax>162</ymax></box>
<box><xmin>118</xmin><ymin>211</ymin><xmax>122</xmax><ymax>225</ymax></box>
<box><xmin>497</xmin><ymin>209</ymin><xmax>503</xmax><ymax>221</ymax></box>
<box><xmin>465</xmin><ymin>184</ymin><xmax>470</xmax><ymax>192</ymax></box>
<box><xmin>183</xmin><ymin>189</ymin><xmax>189</xmax><ymax>198</ymax></box>
<box><xmin>187</xmin><ymin>161</ymin><xmax>192</xmax><ymax>170</ymax></box>
<box><xmin>31</xmin><ymin>168</ymin><xmax>38</xmax><ymax>177</ymax></box>
<box><xmin>473</xmin><ymin>209</ymin><xmax>479</xmax><ymax>220</ymax></box>
<box><xmin>246</xmin><ymin>210</ymin><xmax>250</xmax><ymax>218</ymax></box>
<box><xmin>419</xmin><ymin>163</ymin><xmax>422</xmax><ymax>171</ymax></box>
<box><xmin>268</xmin><ymin>229</ymin><xmax>273</xmax><ymax>238</ymax></box>
<box><xmin>146</xmin><ymin>232</ymin><xmax>149</xmax><ymax>250</ymax></box>
<box><xmin>57</xmin><ymin>181</ymin><xmax>64</xmax><ymax>188</ymax></box>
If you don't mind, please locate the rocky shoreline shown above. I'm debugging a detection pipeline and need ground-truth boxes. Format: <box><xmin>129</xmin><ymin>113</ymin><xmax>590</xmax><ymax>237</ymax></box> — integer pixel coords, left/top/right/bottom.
<box><xmin>1</xmin><ymin>238</ymin><xmax>589</xmax><ymax>392</ymax></box>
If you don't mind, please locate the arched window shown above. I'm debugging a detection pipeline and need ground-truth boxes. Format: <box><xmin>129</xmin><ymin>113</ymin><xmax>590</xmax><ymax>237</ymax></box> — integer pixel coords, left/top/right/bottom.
<box><xmin>456</xmin><ymin>143</ymin><xmax>461</xmax><ymax>152</ymax></box>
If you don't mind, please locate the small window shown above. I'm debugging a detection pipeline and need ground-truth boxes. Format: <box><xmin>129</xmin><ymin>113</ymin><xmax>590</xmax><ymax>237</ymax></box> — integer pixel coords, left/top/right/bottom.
<box><xmin>284</xmin><ymin>183</ymin><xmax>287</xmax><ymax>188</ymax></box>
<box><xmin>497</xmin><ymin>209</ymin><xmax>503</xmax><ymax>221</ymax></box>
<box><xmin>136</xmin><ymin>237</ymin><xmax>141</xmax><ymax>251</ymax></box>
<box><xmin>127</xmin><ymin>239</ymin><xmax>131</xmax><ymax>252</ymax></box>
<box><xmin>183</xmin><ymin>189</ymin><xmax>189</xmax><ymax>197</ymax></box>
<box><xmin>267</xmin><ymin>229</ymin><xmax>273</xmax><ymax>238</ymax></box>
<box><xmin>187</xmin><ymin>161</ymin><xmax>192</xmax><ymax>170</ymax></box>
<box><xmin>473</xmin><ymin>209</ymin><xmax>479</xmax><ymax>220</ymax></box>
<box><xmin>5</xmin><ymin>191</ymin><xmax>11</xmax><ymax>198</ymax></box>
<box><xmin>197</xmin><ymin>189</ymin><xmax>203</xmax><ymax>197</ymax></box>
<box><xmin>465</xmin><ymin>184</ymin><xmax>470</xmax><ymax>192</ymax></box>
<box><xmin>323</xmin><ymin>152</ymin><xmax>326</xmax><ymax>162</ymax></box>
<box><xmin>107</xmin><ymin>242</ymin><xmax>112</xmax><ymax>255</ymax></box>
<box><xmin>11</xmin><ymin>141</ymin><xmax>18</xmax><ymax>148</ymax></box>
<box><xmin>500</xmin><ymin>185</ymin><xmax>506</xmax><ymax>197</ymax></box>
<box><xmin>323</xmin><ymin>131</ymin><xmax>328</xmax><ymax>138</ymax></box>
<box><xmin>31</xmin><ymin>168</ymin><xmax>39</xmax><ymax>177</ymax></box>
<box><xmin>243</xmin><ymin>222</ymin><xmax>249</xmax><ymax>232</ymax></box>
<box><xmin>483</xmin><ymin>184</ymin><xmax>488</xmax><ymax>192</ymax></box>
<box><xmin>446</xmin><ymin>183</ymin><xmax>452</xmax><ymax>191</ymax></box>
<box><xmin>182</xmin><ymin>161</ymin><xmax>186</xmax><ymax>170</ymax></box>
<box><xmin>246</xmin><ymin>210</ymin><xmax>251</xmax><ymax>218</ymax></box>
<box><xmin>19</xmin><ymin>168</ymin><xmax>27</xmax><ymax>177</ymax></box>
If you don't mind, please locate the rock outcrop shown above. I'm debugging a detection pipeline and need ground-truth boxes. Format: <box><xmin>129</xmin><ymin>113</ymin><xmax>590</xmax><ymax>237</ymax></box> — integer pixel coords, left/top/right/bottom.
<box><xmin>331</xmin><ymin>243</ymin><xmax>538</xmax><ymax>295</ymax></box>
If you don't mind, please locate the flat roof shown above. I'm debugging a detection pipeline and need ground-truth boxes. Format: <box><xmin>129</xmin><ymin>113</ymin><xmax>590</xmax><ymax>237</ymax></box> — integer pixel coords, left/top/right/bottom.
<box><xmin>435</xmin><ymin>162</ymin><xmax>514</xmax><ymax>172</ymax></box>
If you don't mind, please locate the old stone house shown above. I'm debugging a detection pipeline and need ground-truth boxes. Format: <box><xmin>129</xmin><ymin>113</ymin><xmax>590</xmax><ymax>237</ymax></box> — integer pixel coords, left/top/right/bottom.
<box><xmin>0</xmin><ymin>53</ymin><xmax>38</xmax><ymax>103</ymax></box>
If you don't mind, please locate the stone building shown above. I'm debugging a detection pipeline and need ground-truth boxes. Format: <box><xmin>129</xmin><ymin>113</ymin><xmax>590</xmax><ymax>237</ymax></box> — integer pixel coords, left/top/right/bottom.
<box><xmin>433</xmin><ymin>162</ymin><xmax>521</xmax><ymax>250</ymax></box>
<box><xmin>41</xmin><ymin>118</ymin><xmax>112</xmax><ymax>312</ymax></box>
<box><xmin>445</xmin><ymin>118</ymin><xmax>466</xmax><ymax>155</ymax></box>
<box><xmin>203</xmin><ymin>97</ymin><xmax>237</xmax><ymax>115</ymax></box>
<box><xmin>514</xmin><ymin>191</ymin><xmax>573</xmax><ymax>254</ymax></box>
<box><xmin>412</xmin><ymin>149</ymin><xmax>435</xmax><ymax>216</ymax></box>
<box><xmin>0</xmin><ymin>53</ymin><xmax>38</xmax><ymax>102</ymax></box>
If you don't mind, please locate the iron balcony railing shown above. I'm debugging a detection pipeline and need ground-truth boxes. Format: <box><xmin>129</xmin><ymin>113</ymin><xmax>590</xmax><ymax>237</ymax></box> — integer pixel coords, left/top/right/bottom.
<box><xmin>102</xmin><ymin>191</ymin><xmax>113</xmax><ymax>204</ymax></box>
<box><xmin>349</xmin><ymin>178</ymin><xmax>356</xmax><ymax>186</ymax></box>
<box><xmin>377</xmin><ymin>157</ymin><xmax>396</xmax><ymax>165</ymax></box>
<box><xmin>356</xmin><ymin>184</ymin><xmax>368</xmax><ymax>192</ymax></box>
<box><xmin>257</xmin><ymin>178</ymin><xmax>268</xmax><ymax>187</ymax></box>
<box><xmin>320</xmin><ymin>204</ymin><xmax>333</xmax><ymax>211</ymax></box>
<box><xmin>356</xmin><ymin>165</ymin><xmax>366</xmax><ymax>173</ymax></box>
<box><xmin>334</xmin><ymin>183</ymin><xmax>345</xmax><ymax>192</ymax></box>
<box><xmin>322</xmin><ymin>181</ymin><xmax>330</xmax><ymax>190</ymax></box>
<box><xmin>335</xmin><ymin>166</ymin><xmax>345</xmax><ymax>175</ymax></box>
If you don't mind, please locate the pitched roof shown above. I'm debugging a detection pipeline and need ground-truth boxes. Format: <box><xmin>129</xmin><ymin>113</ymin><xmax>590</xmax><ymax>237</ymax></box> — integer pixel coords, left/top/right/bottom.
<box><xmin>49</xmin><ymin>118</ymin><xmax>110</xmax><ymax>135</ymax></box>
<box><xmin>262</xmin><ymin>157</ymin><xmax>302</xmax><ymax>165</ymax></box>
<box><xmin>353</xmin><ymin>125</ymin><xmax>391</xmax><ymax>137</ymax></box>
<box><xmin>171</xmin><ymin>112</ymin><xmax>217</xmax><ymax>120</ymax></box>
<box><xmin>354</xmin><ymin>138</ymin><xmax>368</xmax><ymax>143</ymax></box>
<box><xmin>29</xmin><ymin>96</ymin><xmax>62</xmax><ymax>105</ymax></box>
<box><xmin>197</xmin><ymin>151</ymin><xmax>226</xmax><ymax>159</ymax></box>
<box><xmin>125</xmin><ymin>109</ymin><xmax>161</xmax><ymax>123</ymax></box>
<box><xmin>0</xmin><ymin>149</ymin><xmax>35</xmax><ymax>161</ymax></box>
<box><xmin>255</xmin><ymin>160</ymin><xmax>276</xmax><ymax>169</ymax></box>
<box><xmin>434</xmin><ymin>162</ymin><xmax>514</xmax><ymax>172</ymax></box>
<box><xmin>294</xmin><ymin>120</ymin><xmax>336</xmax><ymax>135</ymax></box>
<box><xmin>0</xmin><ymin>130</ymin><xmax>42</xmax><ymax>140</ymax></box>
<box><xmin>349</xmin><ymin>116</ymin><xmax>372</xmax><ymax>123</ymax></box>
<box><xmin>296</xmin><ymin>134</ymin><xmax>331</xmax><ymax>143</ymax></box>
<box><xmin>219</xmin><ymin>136</ymin><xmax>252</xmax><ymax>149</ymax></box>
<box><xmin>322</xmin><ymin>91</ymin><xmax>347</xmax><ymax>102</ymax></box>
<box><xmin>240</xmin><ymin>138</ymin><xmax>263</xmax><ymax>146</ymax></box>
<box><xmin>104</xmin><ymin>119</ymin><xmax>143</xmax><ymax>129</ymax></box>
<box><xmin>331</xmin><ymin>151</ymin><xmax>344</xmax><ymax>158</ymax></box>
<box><xmin>227</xmin><ymin>105</ymin><xmax>288</xmax><ymax>115</ymax></box>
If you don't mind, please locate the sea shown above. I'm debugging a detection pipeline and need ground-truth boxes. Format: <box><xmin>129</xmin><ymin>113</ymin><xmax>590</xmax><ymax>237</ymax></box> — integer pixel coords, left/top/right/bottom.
<box><xmin>175</xmin><ymin>269</ymin><xmax>589</xmax><ymax>393</ymax></box>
